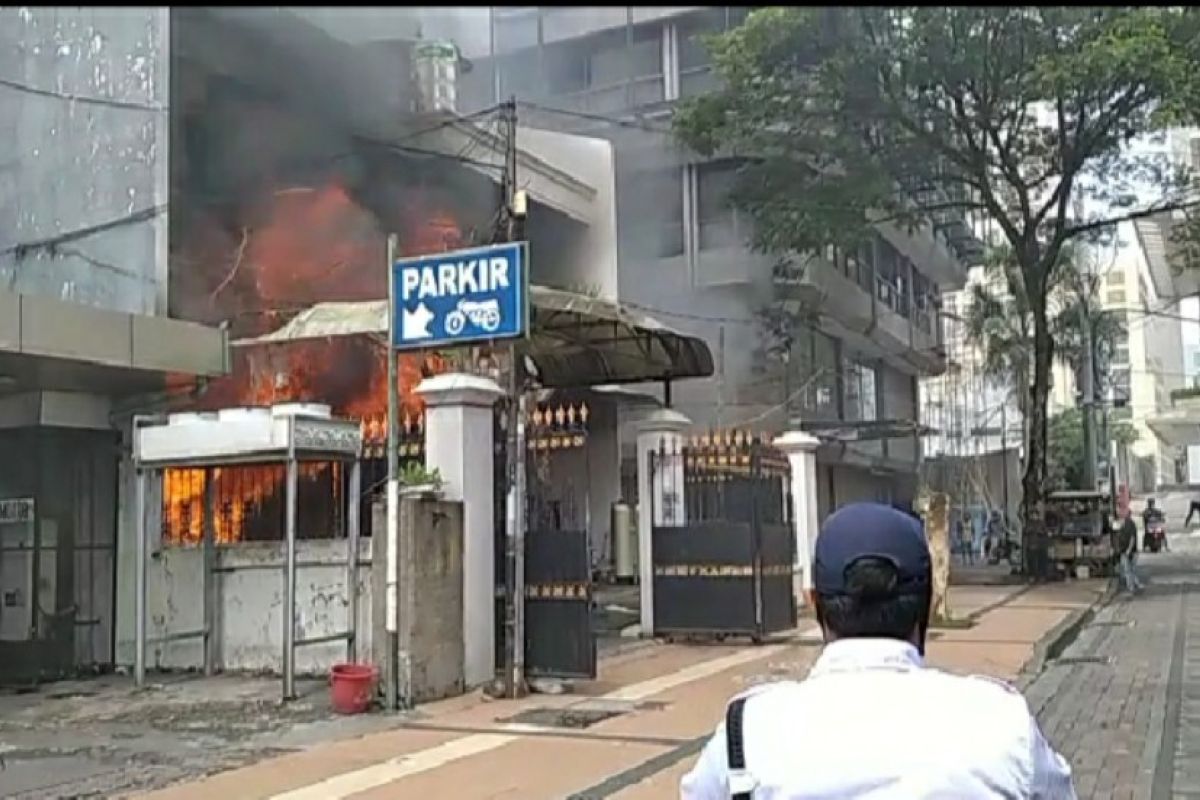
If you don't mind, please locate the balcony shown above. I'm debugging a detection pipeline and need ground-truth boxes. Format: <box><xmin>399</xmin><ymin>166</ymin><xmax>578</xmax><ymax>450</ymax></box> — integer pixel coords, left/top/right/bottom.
<box><xmin>774</xmin><ymin>255</ymin><xmax>945</xmax><ymax>377</ymax></box>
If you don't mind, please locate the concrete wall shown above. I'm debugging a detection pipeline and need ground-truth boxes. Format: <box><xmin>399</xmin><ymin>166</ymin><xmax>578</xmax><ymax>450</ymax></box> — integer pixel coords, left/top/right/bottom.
<box><xmin>519</xmin><ymin>127</ymin><xmax>620</xmax><ymax>301</ymax></box>
<box><xmin>0</xmin><ymin>8</ymin><xmax>169</xmax><ymax>316</ymax></box>
<box><xmin>399</xmin><ymin>498</ymin><xmax>465</xmax><ymax>703</ymax></box>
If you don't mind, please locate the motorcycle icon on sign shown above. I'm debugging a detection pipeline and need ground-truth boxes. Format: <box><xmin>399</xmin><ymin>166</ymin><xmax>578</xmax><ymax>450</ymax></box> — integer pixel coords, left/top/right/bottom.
<box><xmin>444</xmin><ymin>299</ymin><xmax>502</xmax><ymax>336</ymax></box>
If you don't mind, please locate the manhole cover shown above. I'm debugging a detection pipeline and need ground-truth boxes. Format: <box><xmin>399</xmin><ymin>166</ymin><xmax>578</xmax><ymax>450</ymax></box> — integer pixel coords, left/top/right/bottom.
<box><xmin>501</xmin><ymin>706</ymin><xmax>624</xmax><ymax>729</ymax></box>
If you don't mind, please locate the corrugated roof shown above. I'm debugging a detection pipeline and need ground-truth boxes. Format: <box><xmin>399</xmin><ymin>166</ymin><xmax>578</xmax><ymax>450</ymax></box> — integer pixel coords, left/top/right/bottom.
<box><xmin>233</xmin><ymin>285</ymin><xmax>714</xmax><ymax>389</ymax></box>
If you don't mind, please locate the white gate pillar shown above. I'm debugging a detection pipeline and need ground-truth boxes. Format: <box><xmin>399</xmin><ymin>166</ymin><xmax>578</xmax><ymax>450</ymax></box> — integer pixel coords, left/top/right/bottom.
<box><xmin>416</xmin><ymin>373</ymin><xmax>504</xmax><ymax>688</ymax></box>
<box><xmin>774</xmin><ymin>430</ymin><xmax>821</xmax><ymax>608</ymax></box>
<box><xmin>635</xmin><ymin>409</ymin><xmax>691</xmax><ymax>636</ymax></box>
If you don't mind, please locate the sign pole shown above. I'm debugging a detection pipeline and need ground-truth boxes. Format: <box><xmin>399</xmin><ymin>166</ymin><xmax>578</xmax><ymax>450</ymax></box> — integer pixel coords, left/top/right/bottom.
<box><xmin>502</xmin><ymin>98</ymin><xmax>529</xmax><ymax>699</ymax></box>
<box><xmin>385</xmin><ymin>233</ymin><xmax>402</xmax><ymax>711</ymax></box>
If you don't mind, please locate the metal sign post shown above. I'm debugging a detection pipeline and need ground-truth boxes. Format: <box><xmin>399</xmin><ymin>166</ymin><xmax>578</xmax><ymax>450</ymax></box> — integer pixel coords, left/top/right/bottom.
<box><xmin>385</xmin><ymin>234</ymin><xmax>401</xmax><ymax>711</ymax></box>
<box><xmin>388</xmin><ymin>239</ymin><xmax>529</xmax><ymax>707</ymax></box>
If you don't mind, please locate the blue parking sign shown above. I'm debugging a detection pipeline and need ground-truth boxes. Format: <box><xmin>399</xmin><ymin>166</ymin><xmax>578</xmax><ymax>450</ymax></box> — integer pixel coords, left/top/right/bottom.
<box><xmin>391</xmin><ymin>242</ymin><xmax>528</xmax><ymax>350</ymax></box>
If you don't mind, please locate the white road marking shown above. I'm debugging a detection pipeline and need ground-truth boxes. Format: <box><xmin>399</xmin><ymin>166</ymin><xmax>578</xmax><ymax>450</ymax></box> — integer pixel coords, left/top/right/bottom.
<box><xmin>263</xmin><ymin>630</ymin><xmax>812</xmax><ymax>799</ymax></box>
<box><xmin>604</xmin><ymin>642</ymin><xmax>794</xmax><ymax>702</ymax></box>
<box><xmin>268</xmin><ymin>733</ymin><xmax>515</xmax><ymax>799</ymax></box>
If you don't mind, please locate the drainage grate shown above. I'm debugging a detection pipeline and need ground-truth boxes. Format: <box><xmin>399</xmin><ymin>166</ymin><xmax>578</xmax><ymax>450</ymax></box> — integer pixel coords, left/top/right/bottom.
<box><xmin>1091</xmin><ymin>620</ymin><xmax>1133</xmax><ymax>628</ymax></box>
<box><xmin>501</xmin><ymin>706</ymin><xmax>626</xmax><ymax>729</ymax></box>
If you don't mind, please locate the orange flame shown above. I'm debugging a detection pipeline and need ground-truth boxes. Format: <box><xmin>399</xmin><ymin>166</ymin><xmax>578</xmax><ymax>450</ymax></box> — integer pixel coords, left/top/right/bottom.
<box><xmin>164</xmin><ymin>181</ymin><xmax>463</xmax><ymax>545</ymax></box>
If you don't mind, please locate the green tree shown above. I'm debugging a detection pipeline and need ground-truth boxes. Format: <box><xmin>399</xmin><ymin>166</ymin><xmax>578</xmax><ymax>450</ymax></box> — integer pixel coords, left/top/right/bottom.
<box><xmin>1047</xmin><ymin>408</ymin><xmax>1139</xmax><ymax>491</ymax></box>
<box><xmin>674</xmin><ymin>7</ymin><xmax>1200</xmax><ymax>537</ymax></box>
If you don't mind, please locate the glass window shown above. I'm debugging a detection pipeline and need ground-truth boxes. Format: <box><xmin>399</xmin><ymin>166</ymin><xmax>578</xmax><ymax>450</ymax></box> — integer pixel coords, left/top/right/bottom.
<box><xmin>679</xmin><ymin>8</ymin><xmax>725</xmax><ymax>73</ymax></box>
<box><xmin>1107</xmin><ymin>287</ymin><xmax>1127</xmax><ymax>304</ymax></box>
<box><xmin>492</xmin><ymin>8</ymin><xmax>540</xmax><ymax>54</ymax></box>
<box><xmin>624</xmin><ymin>167</ymin><xmax>684</xmax><ymax>258</ymax></box>
<box><xmin>697</xmin><ymin>160</ymin><xmax>740</xmax><ymax>251</ymax></box>
<box><xmin>585</xmin><ymin>27</ymin><xmax>631</xmax><ymax>89</ymax></box>
<box><xmin>544</xmin><ymin>41</ymin><xmax>589</xmax><ymax>95</ymax></box>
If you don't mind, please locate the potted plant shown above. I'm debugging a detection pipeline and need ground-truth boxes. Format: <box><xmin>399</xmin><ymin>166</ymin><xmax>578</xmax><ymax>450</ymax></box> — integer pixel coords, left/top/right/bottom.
<box><xmin>398</xmin><ymin>462</ymin><xmax>444</xmax><ymax>499</ymax></box>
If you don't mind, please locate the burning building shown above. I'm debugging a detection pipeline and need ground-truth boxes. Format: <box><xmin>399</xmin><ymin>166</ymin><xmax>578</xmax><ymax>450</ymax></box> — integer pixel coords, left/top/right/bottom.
<box><xmin>112</xmin><ymin>8</ymin><xmax>714</xmax><ymax>679</ymax></box>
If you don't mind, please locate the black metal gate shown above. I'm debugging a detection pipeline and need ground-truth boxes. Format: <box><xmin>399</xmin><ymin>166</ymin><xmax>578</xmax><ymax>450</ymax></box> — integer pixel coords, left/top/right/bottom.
<box><xmin>650</xmin><ymin>433</ymin><xmax>795</xmax><ymax>640</ymax></box>
<box><xmin>521</xmin><ymin>404</ymin><xmax>596</xmax><ymax>679</ymax></box>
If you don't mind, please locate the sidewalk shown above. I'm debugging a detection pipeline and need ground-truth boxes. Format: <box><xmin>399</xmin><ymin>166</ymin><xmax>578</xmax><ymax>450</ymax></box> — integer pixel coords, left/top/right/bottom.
<box><xmin>131</xmin><ymin>579</ymin><xmax>1106</xmax><ymax>800</ymax></box>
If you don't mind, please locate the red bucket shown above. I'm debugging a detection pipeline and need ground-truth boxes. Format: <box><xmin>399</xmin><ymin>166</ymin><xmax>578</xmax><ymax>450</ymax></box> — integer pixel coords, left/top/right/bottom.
<box><xmin>329</xmin><ymin>663</ymin><xmax>378</xmax><ymax>715</ymax></box>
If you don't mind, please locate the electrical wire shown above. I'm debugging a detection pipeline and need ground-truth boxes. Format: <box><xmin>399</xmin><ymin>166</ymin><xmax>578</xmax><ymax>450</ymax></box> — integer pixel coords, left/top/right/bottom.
<box><xmin>1</xmin><ymin>205</ymin><xmax>167</xmax><ymax>268</ymax></box>
<box><xmin>351</xmin><ymin>137</ymin><xmax>507</xmax><ymax>172</ymax></box>
<box><xmin>0</xmin><ymin>75</ymin><xmax>167</xmax><ymax>112</ymax></box>
<box><xmin>515</xmin><ymin>99</ymin><xmax>673</xmax><ymax>134</ymax></box>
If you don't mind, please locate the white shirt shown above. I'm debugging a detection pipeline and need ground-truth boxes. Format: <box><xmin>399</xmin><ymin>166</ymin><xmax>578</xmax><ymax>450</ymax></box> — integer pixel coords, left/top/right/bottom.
<box><xmin>680</xmin><ymin>638</ymin><xmax>1076</xmax><ymax>799</ymax></box>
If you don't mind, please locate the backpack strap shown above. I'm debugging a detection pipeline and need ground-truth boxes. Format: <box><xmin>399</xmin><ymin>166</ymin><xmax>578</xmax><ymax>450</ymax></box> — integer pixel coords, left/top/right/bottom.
<box><xmin>725</xmin><ymin>696</ymin><xmax>756</xmax><ymax>799</ymax></box>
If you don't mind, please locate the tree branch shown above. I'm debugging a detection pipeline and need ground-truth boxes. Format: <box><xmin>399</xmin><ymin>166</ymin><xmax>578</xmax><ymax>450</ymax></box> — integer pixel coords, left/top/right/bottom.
<box><xmin>1063</xmin><ymin>196</ymin><xmax>1200</xmax><ymax>240</ymax></box>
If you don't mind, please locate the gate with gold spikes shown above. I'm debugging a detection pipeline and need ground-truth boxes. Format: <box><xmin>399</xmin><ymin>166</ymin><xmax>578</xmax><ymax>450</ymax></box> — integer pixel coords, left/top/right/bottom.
<box><xmin>523</xmin><ymin>400</ymin><xmax>596</xmax><ymax>679</ymax></box>
<box><xmin>649</xmin><ymin>430</ymin><xmax>795</xmax><ymax>641</ymax></box>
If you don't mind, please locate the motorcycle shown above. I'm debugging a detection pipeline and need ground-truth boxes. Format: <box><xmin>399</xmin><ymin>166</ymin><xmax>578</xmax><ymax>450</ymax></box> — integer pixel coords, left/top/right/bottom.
<box><xmin>987</xmin><ymin>537</ymin><xmax>1021</xmax><ymax>567</ymax></box>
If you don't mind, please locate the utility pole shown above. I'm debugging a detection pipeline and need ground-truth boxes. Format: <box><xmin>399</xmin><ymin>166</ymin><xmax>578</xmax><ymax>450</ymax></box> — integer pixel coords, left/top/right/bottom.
<box><xmin>1000</xmin><ymin>400</ymin><xmax>1010</xmax><ymax>523</ymax></box>
<box><xmin>1080</xmin><ymin>281</ymin><xmax>1099</xmax><ymax>491</ymax></box>
<box><xmin>499</xmin><ymin>97</ymin><xmax>529</xmax><ymax>700</ymax></box>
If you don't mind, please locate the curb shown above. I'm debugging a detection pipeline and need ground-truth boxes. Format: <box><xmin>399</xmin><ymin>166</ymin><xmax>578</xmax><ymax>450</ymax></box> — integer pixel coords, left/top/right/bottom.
<box><xmin>1015</xmin><ymin>578</ymin><xmax>1117</xmax><ymax>692</ymax></box>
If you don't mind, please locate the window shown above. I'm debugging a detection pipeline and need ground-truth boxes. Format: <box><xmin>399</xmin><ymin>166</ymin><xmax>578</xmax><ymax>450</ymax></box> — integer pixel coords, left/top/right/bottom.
<box><xmin>544</xmin><ymin>41</ymin><xmax>590</xmax><ymax>95</ymax></box>
<box><xmin>492</xmin><ymin>8</ymin><xmax>540</xmax><ymax>54</ymax></box>
<box><xmin>675</xmin><ymin>8</ymin><xmax>756</xmax><ymax>97</ymax></box>
<box><xmin>624</xmin><ymin>166</ymin><xmax>684</xmax><ymax>258</ymax></box>
<box><xmin>1110</xmin><ymin>367</ymin><xmax>1131</xmax><ymax>404</ymax></box>
<box><xmin>696</xmin><ymin>160</ymin><xmax>741</xmax><ymax>251</ymax></box>
<box><xmin>810</xmin><ymin>332</ymin><xmax>840</xmax><ymax>420</ymax></box>
<box><xmin>1106</xmin><ymin>287</ymin><xmax>1127</xmax><ymax>305</ymax></box>
<box><xmin>497</xmin><ymin>50</ymin><xmax>542</xmax><ymax>99</ymax></box>
<box><xmin>628</xmin><ymin>23</ymin><xmax>665</xmax><ymax>105</ymax></box>
<box><xmin>842</xmin><ymin>358</ymin><xmax>878</xmax><ymax>422</ymax></box>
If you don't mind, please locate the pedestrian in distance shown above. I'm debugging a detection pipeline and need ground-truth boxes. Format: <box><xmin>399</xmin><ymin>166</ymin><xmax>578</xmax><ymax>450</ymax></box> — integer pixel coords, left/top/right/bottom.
<box><xmin>1116</xmin><ymin>506</ymin><xmax>1145</xmax><ymax>595</ymax></box>
<box><xmin>1186</xmin><ymin>495</ymin><xmax>1200</xmax><ymax>528</ymax></box>
<box><xmin>681</xmin><ymin>502</ymin><xmax>1077</xmax><ymax>799</ymax></box>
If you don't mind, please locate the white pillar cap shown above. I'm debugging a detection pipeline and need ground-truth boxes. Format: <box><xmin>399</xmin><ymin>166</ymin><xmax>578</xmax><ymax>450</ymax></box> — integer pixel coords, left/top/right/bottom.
<box><xmin>636</xmin><ymin>408</ymin><xmax>691</xmax><ymax>436</ymax></box>
<box><xmin>416</xmin><ymin>372</ymin><xmax>505</xmax><ymax>408</ymax></box>
<box><xmin>774</xmin><ymin>430</ymin><xmax>821</xmax><ymax>454</ymax></box>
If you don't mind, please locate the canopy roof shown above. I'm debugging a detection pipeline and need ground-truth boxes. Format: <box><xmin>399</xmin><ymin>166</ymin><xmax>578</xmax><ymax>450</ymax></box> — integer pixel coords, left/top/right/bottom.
<box><xmin>233</xmin><ymin>285</ymin><xmax>714</xmax><ymax>389</ymax></box>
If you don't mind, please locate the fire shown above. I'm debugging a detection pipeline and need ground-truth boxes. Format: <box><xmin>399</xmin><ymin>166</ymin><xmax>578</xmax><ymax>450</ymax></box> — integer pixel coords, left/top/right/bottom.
<box><xmin>164</xmin><ymin>179</ymin><xmax>464</xmax><ymax>545</ymax></box>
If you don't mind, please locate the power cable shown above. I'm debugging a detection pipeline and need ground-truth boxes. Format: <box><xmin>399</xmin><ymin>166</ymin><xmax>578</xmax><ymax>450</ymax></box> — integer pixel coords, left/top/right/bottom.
<box><xmin>515</xmin><ymin>99</ymin><xmax>673</xmax><ymax>134</ymax></box>
<box><xmin>0</xmin><ymin>75</ymin><xmax>167</xmax><ymax>112</ymax></box>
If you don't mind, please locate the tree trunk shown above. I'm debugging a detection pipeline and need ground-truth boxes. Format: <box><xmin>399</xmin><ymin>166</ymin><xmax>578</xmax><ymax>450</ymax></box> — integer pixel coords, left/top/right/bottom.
<box><xmin>1021</xmin><ymin>297</ymin><xmax>1054</xmax><ymax>579</ymax></box>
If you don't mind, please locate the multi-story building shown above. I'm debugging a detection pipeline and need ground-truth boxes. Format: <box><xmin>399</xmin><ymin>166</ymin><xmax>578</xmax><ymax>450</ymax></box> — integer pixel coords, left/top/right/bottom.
<box><xmin>0</xmin><ymin>8</ymin><xmax>228</xmax><ymax>682</ymax></box>
<box><xmin>455</xmin><ymin>6</ymin><xmax>980</xmax><ymax>513</ymax></box>
<box><xmin>1133</xmin><ymin>128</ymin><xmax>1200</xmax><ymax>490</ymax></box>
<box><xmin>1099</xmin><ymin>238</ymin><xmax>1184</xmax><ymax>491</ymax></box>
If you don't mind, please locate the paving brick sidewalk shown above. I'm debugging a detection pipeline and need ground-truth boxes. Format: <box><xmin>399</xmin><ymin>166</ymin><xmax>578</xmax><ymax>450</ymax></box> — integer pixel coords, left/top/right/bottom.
<box><xmin>0</xmin><ymin>580</ymin><xmax>1103</xmax><ymax>800</ymax></box>
<box><xmin>1024</xmin><ymin>544</ymin><xmax>1200</xmax><ymax>800</ymax></box>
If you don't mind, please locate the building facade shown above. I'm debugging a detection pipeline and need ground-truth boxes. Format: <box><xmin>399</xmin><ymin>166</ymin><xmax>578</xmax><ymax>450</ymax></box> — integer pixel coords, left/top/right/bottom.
<box><xmin>456</xmin><ymin>6</ymin><xmax>978</xmax><ymax>513</ymax></box>
<box><xmin>0</xmin><ymin>8</ymin><xmax>228</xmax><ymax>682</ymax></box>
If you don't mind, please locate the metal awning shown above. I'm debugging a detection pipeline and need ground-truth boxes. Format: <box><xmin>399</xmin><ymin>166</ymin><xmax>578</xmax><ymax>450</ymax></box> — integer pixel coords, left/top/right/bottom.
<box><xmin>232</xmin><ymin>285</ymin><xmax>714</xmax><ymax>389</ymax></box>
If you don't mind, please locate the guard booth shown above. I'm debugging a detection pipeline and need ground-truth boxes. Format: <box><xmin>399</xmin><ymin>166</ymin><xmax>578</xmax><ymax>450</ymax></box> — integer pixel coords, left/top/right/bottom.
<box><xmin>649</xmin><ymin>432</ymin><xmax>796</xmax><ymax>641</ymax></box>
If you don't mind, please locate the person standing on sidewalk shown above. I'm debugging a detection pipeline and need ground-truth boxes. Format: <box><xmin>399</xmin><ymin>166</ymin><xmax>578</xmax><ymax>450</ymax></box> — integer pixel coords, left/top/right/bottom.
<box><xmin>1116</xmin><ymin>506</ymin><xmax>1144</xmax><ymax>595</ymax></box>
<box><xmin>680</xmin><ymin>502</ymin><xmax>1076</xmax><ymax>799</ymax></box>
